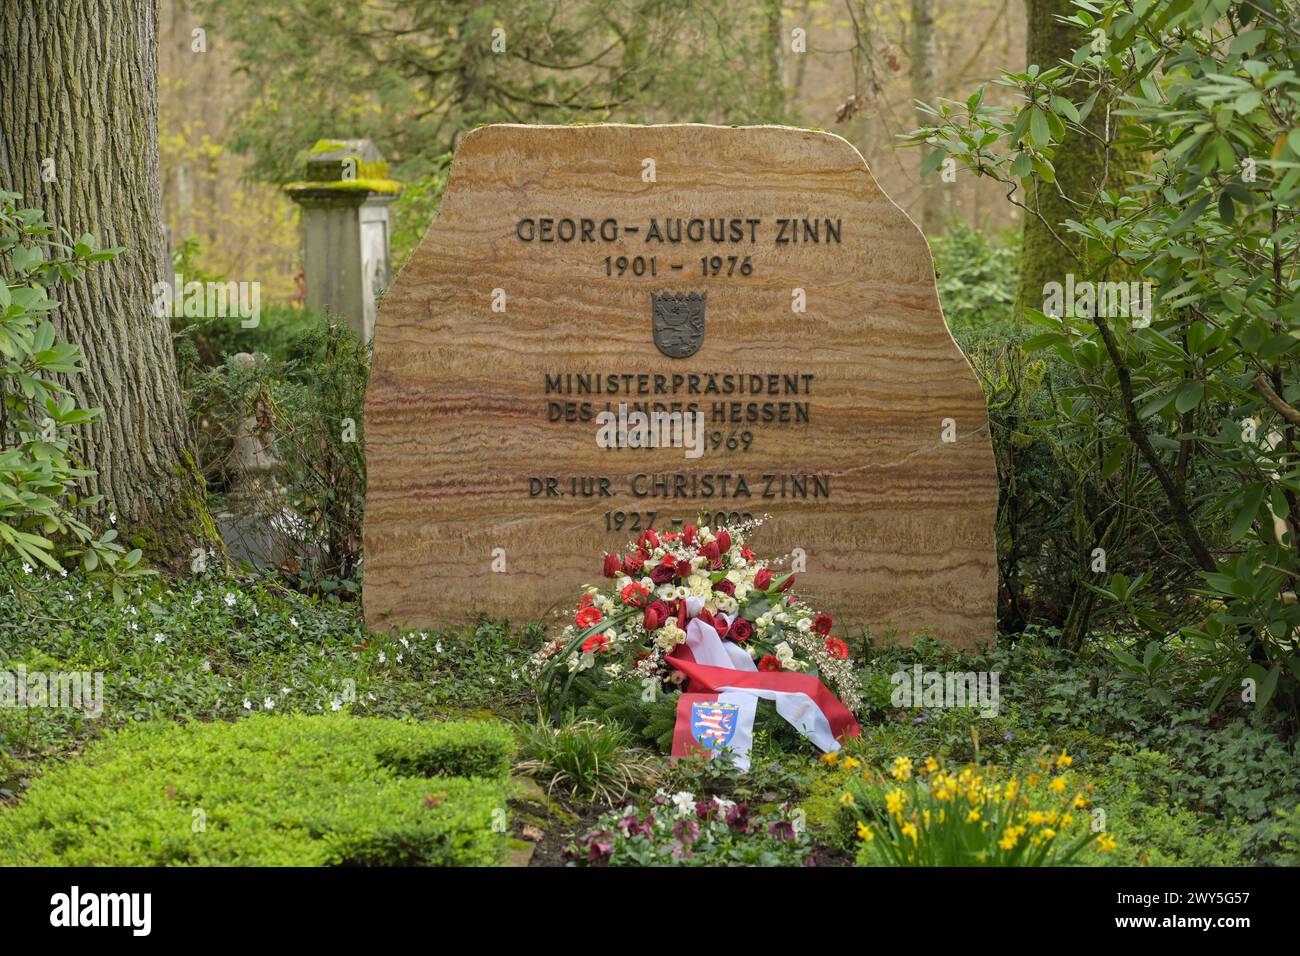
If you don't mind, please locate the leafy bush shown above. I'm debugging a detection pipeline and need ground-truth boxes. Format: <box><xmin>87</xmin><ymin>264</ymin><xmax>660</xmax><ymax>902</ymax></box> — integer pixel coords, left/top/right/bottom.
<box><xmin>915</xmin><ymin>0</ymin><xmax>1300</xmax><ymax>706</ymax></box>
<box><xmin>516</xmin><ymin>717</ymin><xmax>661</xmax><ymax>806</ymax></box>
<box><xmin>0</xmin><ymin>715</ymin><xmax>513</xmax><ymax>866</ymax></box>
<box><xmin>567</xmin><ymin>792</ymin><xmax>814</xmax><ymax>866</ymax></box>
<box><xmin>0</xmin><ymin>191</ymin><xmax>146</xmax><ymax>589</ymax></box>
<box><xmin>838</xmin><ymin>752</ymin><xmax>1111</xmax><ymax>866</ymax></box>
<box><xmin>932</xmin><ymin>223</ymin><xmax>1020</xmax><ymax>336</ymax></box>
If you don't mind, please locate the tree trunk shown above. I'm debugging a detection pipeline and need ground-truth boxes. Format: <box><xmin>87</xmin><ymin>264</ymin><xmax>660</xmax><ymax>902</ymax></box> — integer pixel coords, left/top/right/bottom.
<box><xmin>0</xmin><ymin>0</ymin><xmax>216</xmax><ymax>565</ymax></box>
<box><xmin>910</xmin><ymin>0</ymin><xmax>943</xmax><ymax>233</ymax></box>
<box><xmin>762</xmin><ymin>0</ymin><xmax>786</xmax><ymax>121</ymax></box>
<box><xmin>1015</xmin><ymin>0</ymin><xmax>1141</xmax><ymax>313</ymax></box>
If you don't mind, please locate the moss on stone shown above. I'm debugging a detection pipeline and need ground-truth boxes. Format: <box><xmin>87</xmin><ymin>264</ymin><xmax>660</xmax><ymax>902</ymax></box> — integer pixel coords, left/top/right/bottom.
<box><xmin>283</xmin><ymin>178</ymin><xmax>402</xmax><ymax>197</ymax></box>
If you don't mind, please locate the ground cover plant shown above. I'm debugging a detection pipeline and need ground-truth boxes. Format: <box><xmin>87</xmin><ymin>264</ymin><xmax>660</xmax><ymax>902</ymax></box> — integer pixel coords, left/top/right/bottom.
<box><xmin>0</xmin><ymin>715</ymin><xmax>514</xmax><ymax>866</ymax></box>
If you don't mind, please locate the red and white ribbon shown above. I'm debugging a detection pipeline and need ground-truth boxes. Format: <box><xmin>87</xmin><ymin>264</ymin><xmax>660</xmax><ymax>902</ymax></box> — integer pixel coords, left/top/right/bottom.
<box><xmin>667</xmin><ymin>613</ymin><xmax>860</xmax><ymax>769</ymax></box>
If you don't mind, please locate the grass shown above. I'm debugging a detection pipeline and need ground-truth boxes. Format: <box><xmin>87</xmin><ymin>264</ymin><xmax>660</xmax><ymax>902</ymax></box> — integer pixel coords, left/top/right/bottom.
<box><xmin>516</xmin><ymin>717</ymin><xmax>662</xmax><ymax>806</ymax></box>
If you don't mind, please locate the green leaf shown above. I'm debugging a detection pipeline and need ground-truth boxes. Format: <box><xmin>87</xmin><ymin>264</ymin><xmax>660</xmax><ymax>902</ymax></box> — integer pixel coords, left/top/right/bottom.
<box><xmin>1174</xmin><ymin>380</ymin><xmax>1204</xmax><ymax>413</ymax></box>
<box><xmin>1229</xmin><ymin>484</ymin><xmax>1266</xmax><ymax>542</ymax></box>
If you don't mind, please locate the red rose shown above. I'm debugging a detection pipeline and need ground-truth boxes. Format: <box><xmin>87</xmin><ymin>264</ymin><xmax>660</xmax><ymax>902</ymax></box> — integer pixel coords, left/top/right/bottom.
<box><xmin>715</xmin><ymin>530</ymin><xmax>731</xmax><ymax>553</ymax></box>
<box><xmin>637</xmin><ymin>530</ymin><xmax>660</xmax><ymax>551</ymax></box>
<box><xmin>713</xmin><ymin>579</ymin><xmax>735</xmax><ymax>597</ymax></box>
<box><xmin>575</xmin><ymin>606</ymin><xmax>603</xmax><ymax>628</ymax></box>
<box><xmin>582</xmin><ymin>633</ymin><xmax>609</xmax><ymax>654</ymax></box>
<box><xmin>728</xmin><ymin>618</ymin><xmax>754</xmax><ymax>643</ymax></box>
<box><xmin>642</xmin><ymin>600</ymin><xmax>669</xmax><ymax>631</ymax></box>
<box><xmin>603</xmin><ymin>554</ymin><xmax>621</xmax><ymax>578</ymax></box>
<box><xmin>650</xmin><ymin>563</ymin><xmax>675</xmax><ymax>585</ymax></box>
<box><xmin>682</xmin><ymin>524</ymin><xmax>697</xmax><ymax>547</ymax></box>
<box><xmin>622</xmin><ymin>554</ymin><xmax>645</xmax><ymax>576</ymax></box>
<box><xmin>758</xmin><ymin>655</ymin><xmax>782</xmax><ymax>672</ymax></box>
<box><xmin>824</xmin><ymin>636</ymin><xmax>849</xmax><ymax>660</ymax></box>
<box><xmin>699</xmin><ymin>541</ymin><xmax>721</xmax><ymax>563</ymax></box>
<box><xmin>620</xmin><ymin>582</ymin><xmax>649</xmax><ymax>607</ymax></box>
<box><xmin>813</xmin><ymin>613</ymin><xmax>832</xmax><ymax>636</ymax></box>
<box><xmin>753</xmin><ymin>568</ymin><xmax>772</xmax><ymax>590</ymax></box>
<box><xmin>777</xmin><ymin>574</ymin><xmax>796</xmax><ymax>593</ymax></box>
<box><xmin>675</xmin><ymin>559</ymin><xmax>693</xmax><ymax>580</ymax></box>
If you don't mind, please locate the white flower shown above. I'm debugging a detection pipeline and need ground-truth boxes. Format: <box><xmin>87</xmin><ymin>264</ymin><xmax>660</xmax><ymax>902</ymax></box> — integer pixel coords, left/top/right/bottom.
<box><xmin>153</xmin><ymin>633</ymin><xmax>165</xmax><ymax>643</ymax></box>
<box><xmin>224</xmin><ymin>592</ymin><xmax>237</xmax><ymax>607</ymax></box>
<box><xmin>263</xmin><ymin>697</ymin><xmax>275</xmax><ymax>709</ymax></box>
<box><xmin>378</xmin><ymin>651</ymin><xmax>386</xmax><ymax>664</ymax></box>
<box><xmin>242</xmin><ymin>698</ymin><xmax>252</xmax><ymax>710</ymax></box>
<box><xmin>21</xmin><ymin>564</ymin><xmax>31</xmax><ymax>575</ymax></box>
<box><xmin>289</xmin><ymin>616</ymin><xmax>299</xmax><ymax>629</ymax></box>
<box><xmin>280</xmin><ymin>687</ymin><xmax>290</xmax><ymax>695</ymax></box>
<box><xmin>330</xmin><ymin>699</ymin><xmax>343</xmax><ymax>711</ymax></box>
<box><xmin>671</xmin><ymin>791</ymin><xmax>696</xmax><ymax>818</ymax></box>
<box><xmin>654</xmin><ymin>622</ymin><xmax>687</xmax><ymax>651</ymax></box>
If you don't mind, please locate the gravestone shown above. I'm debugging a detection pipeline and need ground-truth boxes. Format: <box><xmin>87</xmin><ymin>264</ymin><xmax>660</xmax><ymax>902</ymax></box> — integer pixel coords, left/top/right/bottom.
<box><xmin>363</xmin><ymin>124</ymin><xmax>997</xmax><ymax>648</ymax></box>
<box><xmin>284</xmin><ymin>138</ymin><xmax>400</xmax><ymax>343</ymax></box>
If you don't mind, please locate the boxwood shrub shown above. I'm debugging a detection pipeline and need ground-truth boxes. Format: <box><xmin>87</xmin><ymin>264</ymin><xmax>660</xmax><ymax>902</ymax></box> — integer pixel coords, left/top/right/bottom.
<box><xmin>0</xmin><ymin>715</ymin><xmax>515</xmax><ymax>866</ymax></box>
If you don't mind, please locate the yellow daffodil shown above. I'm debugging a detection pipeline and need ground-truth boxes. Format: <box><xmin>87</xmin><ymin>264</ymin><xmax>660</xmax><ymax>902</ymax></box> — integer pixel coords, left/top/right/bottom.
<box><xmin>856</xmin><ymin>821</ymin><xmax>874</xmax><ymax>841</ymax></box>
<box><xmin>890</xmin><ymin>756</ymin><xmax>914</xmax><ymax>782</ymax></box>
<box><xmin>1049</xmin><ymin>776</ymin><xmax>1067</xmax><ymax>793</ymax></box>
<box><xmin>839</xmin><ymin>791</ymin><xmax>856</xmax><ymax>806</ymax></box>
<box><xmin>841</xmin><ymin>756</ymin><xmax>861</xmax><ymax>770</ymax></box>
<box><xmin>885</xmin><ymin>788</ymin><xmax>906</xmax><ymax>816</ymax></box>
<box><xmin>1096</xmin><ymin>833</ymin><xmax>1117</xmax><ymax>853</ymax></box>
<box><xmin>901</xmin><ymin>821</ymin><xmax>919</xmax><ymax>843</ymax></box>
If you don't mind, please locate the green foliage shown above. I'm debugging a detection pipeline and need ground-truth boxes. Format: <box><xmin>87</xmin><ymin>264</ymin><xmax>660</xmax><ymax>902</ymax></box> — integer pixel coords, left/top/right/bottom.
<box><xmin>838</xmin><ymin>754</ymin><xmax>1108</xmax><ymax>867</ymax></box>
<box><xmin>0</xmin><ymin>192</ymin><xmax>148</xmax><ymax>592</ymax></box>
<box><xmin>913</xmin><ymin>1</ymin><xmax>1300</xmax><ymax>698</ymax></box>
<box><xmin>0</xmin><ymin>564</ymin><xmax>540</xmax><ymax>791</ymax></box>
<box><xmin>185</xmin><ymin>319</ymin><xmax>369</xmax><ymax>595</ymax></box>
<box><xmin>194</xmin><ymin>0</ymin><xmax>789</xmax><ymax>200</ymax></box>
<box><xmin>516</xmin><ymin>717</ymin><xmax>661</xmax><ymax>806</ymax></box>
<box><xmin>932</xmin><ymin>223</ymin><xmax>1021</xmax><ymax>336</ymax></box>
<box><xmin>0</xmin><ymin>715</ymin><xmax>512</xmax><ymax>866</ymax></box>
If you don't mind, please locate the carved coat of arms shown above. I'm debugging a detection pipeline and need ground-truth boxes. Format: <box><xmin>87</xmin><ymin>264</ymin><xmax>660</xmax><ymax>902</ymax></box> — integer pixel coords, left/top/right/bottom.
<box><xmin>651</xmin><ymin>291</ymin><xmax>706</xmax><ymax>358</ymax></box>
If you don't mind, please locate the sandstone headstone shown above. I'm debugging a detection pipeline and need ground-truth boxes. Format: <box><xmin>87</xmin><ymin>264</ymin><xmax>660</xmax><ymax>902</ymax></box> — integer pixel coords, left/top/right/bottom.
<box><xmin>363</xmin><ymin>124</ymin><xmax>997</xmax><ymax>647</ymax></box>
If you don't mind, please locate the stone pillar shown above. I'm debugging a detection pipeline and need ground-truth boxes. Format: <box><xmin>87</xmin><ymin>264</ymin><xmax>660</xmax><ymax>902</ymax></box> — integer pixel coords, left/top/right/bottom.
<box><xmin>284</xmin><ymin>139</ymin><xmax>401</xmax><ymax>342</ymax></box>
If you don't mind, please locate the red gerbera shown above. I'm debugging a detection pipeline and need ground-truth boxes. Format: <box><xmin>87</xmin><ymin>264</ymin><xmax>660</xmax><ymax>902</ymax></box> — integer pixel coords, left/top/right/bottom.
<box><xmin>824</xmin><ymin>636</ymin><xmax>849</xmax><ymax>660</ymax></box>
<box><xmin>575</xmin><ymin>606</ymin><xmax>603</xmax><ymax>628</ymax></box>
<box><xmin>582</xmin><ymin>633</ymin><xmax>609</xmax><ymax>654</ymax></box>
<box><xmin>620</xmin><ymin>582</ymin><xmax>650</xmax><ymax>607</ymax></box>
<box><xmin>758</xmin><ymin>655</ymin><xmax>782</xmax><ymax>672</ymax></box>
<box><xmin>813</xmin><ymin>613</ymin><xmax>833</xmax><ymax>636</ymax></box>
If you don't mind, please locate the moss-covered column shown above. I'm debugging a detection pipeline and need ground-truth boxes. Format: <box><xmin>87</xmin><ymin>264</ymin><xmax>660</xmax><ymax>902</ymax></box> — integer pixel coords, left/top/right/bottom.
<box><xmin>285</xmin><ymin>139</ymin><xmax>401</xmax><ymax>342</ymax></box>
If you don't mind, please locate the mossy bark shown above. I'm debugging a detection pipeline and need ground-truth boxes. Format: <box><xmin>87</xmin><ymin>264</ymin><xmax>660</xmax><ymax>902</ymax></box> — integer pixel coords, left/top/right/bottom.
<box><xmin>1016</xmin><ymin>0</ymin><xmax>1142</xmax><ymax>313</ymax></box>
<box><xmin>0</xmin><ymin>0</ymin><xmax>219</xmax><ymax>567</ymax></box>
